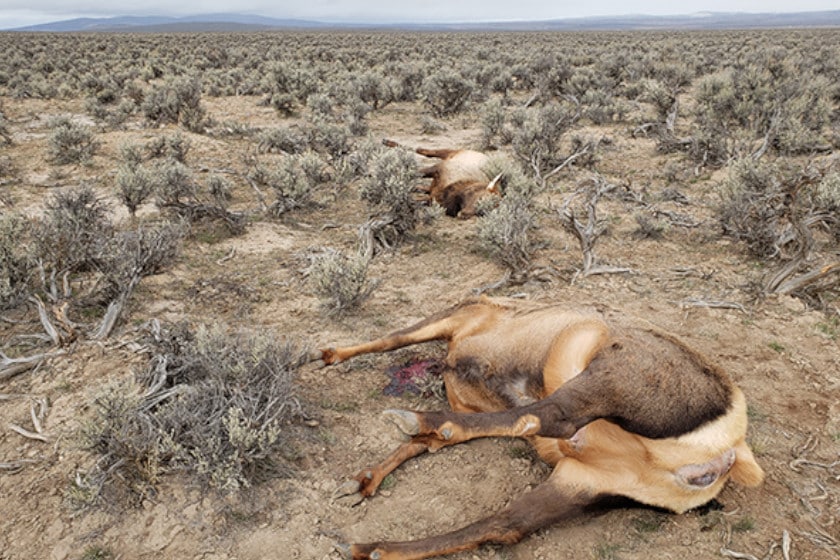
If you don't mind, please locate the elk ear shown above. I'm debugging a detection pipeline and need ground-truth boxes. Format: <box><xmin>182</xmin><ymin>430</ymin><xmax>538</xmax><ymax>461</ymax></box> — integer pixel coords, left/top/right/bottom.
<box><xmin>486</xmin><ymin>173</ymin><xmax>503</xmax><ymax>194</ymax></box>
<box><xmin>729</xmin><ymin>441</ymin><xmax>765</xmax><ymax>487</ymax></box>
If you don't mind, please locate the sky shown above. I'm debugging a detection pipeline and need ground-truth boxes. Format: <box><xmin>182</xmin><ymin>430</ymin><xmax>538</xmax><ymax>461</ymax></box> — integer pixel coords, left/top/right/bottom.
<box><xmin>2</xmin><ymin>0</ymin><xmax>839</xmax><ymax>29</ymax></box>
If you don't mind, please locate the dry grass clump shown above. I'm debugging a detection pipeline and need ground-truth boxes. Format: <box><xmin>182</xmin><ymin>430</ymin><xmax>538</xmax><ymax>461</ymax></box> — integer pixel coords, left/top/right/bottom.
<box><xmin>74</xmin><ymin>322</ymin><xmax>309</xmax><ymax>506</ymax></box>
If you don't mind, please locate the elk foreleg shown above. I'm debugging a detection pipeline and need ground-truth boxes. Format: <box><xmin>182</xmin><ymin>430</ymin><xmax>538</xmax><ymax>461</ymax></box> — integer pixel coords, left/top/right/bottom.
<box><xmin>335</xmin><ymin>441</ymin><xmax>429</xmax><ymax>505</ymax></box>
<box><xmin>318</xmin><ymin>316</ymin><xmax>456</xmax><ymax>365</ymax></box>
<box><xmin>336</xmin><ymin>478</ymin><xmax>592</xmax><ymax>560</ymax></box>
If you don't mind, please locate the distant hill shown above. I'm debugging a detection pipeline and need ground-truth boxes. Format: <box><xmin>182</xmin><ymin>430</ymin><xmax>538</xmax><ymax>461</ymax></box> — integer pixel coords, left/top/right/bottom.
<box><xmin>10</xmin><ymin>14</ymin><xmax>329</xmax><ymax>33</ymax></box>
<box><xmin>9</xmin><ymin>10</ymin><xmax>840</xmax><ymax>33</ymax></box>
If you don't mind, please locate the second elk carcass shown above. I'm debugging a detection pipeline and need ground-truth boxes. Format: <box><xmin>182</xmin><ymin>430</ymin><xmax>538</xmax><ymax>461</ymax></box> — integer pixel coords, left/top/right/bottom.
<box><xmin>385</xmin><ymin>139</ymin><xmax>502</xmax><ymax>218</ymax></box>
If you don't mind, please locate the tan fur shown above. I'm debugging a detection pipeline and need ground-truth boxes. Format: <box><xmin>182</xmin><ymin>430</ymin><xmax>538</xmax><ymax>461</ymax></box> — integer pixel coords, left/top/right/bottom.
<box><xmin>385</xmin><ymin>140</ymin><xmax>501</xmax><ymax>218</ymax></box>
<box><xmin>322</xmin><ymin>296</ymin><xmax>764</xmax><ymax>560</ymax></box>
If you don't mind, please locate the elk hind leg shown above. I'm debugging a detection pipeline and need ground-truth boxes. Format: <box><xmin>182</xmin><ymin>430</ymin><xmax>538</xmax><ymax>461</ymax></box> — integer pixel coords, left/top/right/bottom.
<box><xmin>338</xmin><ymin>476</ymin><xmax>593</xmax><ymax>560</ymax></box>
<box><xmin>416</xmin><ymin>147</ymin><xmax>458</xmax><ymax>159</ymax></box>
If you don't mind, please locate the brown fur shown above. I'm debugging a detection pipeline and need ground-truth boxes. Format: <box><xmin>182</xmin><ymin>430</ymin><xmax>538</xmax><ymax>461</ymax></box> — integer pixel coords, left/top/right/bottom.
<box><xmin>321</xmin><ymin>296</ymin><xmax>764</xmax><ymax>560</ymax></box>
<box><xmin>384</xmin><ymin>139</ymin><xmax>501</xmax><ymax>218</ymax></box>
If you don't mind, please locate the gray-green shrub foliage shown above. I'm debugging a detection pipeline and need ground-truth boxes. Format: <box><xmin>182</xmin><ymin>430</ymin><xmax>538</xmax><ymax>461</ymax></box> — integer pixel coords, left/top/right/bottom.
<box><xmin>79</xmin><ymin>323</ymin><xmax>308</xmax><ymax>497</ymax></box>
<box><xmin>308</xmin><ymin>248</ymin><xmax>377</xmax><ymax>316</ymax></box>
<box><xmin>47</xmin><ymin>117</ymin><xmax>99</xmax><ymax>165</ymax></box>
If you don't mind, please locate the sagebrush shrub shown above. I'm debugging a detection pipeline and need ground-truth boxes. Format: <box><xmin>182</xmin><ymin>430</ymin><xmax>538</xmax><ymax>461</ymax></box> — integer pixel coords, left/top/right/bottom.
<box><xmin>421</xmin><ymin>69</ymin><xmax>474</xmax><ymax>117</ymax></box>
<box><xmin>78</xmin><ymin>323</ymin><xmax>308</xmax><ymax>499</ymax></box>
<box><xmin>0</xmin><ymin>213</ymin><xmax>31</xmax><ymax>309</ymax></box>
<box><xmin>141</xmin><ymin>76</ymin><xmax>206</xmax><ymax>132</ymax></box>
<box><xmin>693</xmin><ymin>58</ymin><xmax>832</xmax><ymax>164</ymax></box>
<box><xmin>511</xmin><ymin>102</ymin><xmax>578</xmax><ymax>175</ymax></box>
<box><xmin>476</xmin><ymin>190</ymin><xmax>538</xmax><ymax>276</ymax></box>
<box><xmin>34</xmin><ymin>186</ymin><xmax>112</xmax><ymax>273</ymax></box>
<box><xmin>305</xmin><ymin>121</ymin><xmax>351</xmax><ymax>158</ymax></box>
<box><xmin>249</xmin><ymin>158</ymin><xmax>316</xmax><ymax>217</ymax></box>
<box><xmin>47</xmin><ymin>117</ymin><xmax>99</xmax><ymax>165</ymax></box>
<box><xmin>154</xmin><ymin>159</ymin><xmax>196</xmax><ymax>207</ymax></box>
<box><xmin>115</xmin><ymin>143</ymin><xmax>152</xmax><ymax>217</ymax></box>
<box><xmin>716</xmin><ymin>158</ymin><xmax>788</xmax><ymax>258</ymax></box>
<box><xmin>257</xmin><ymin>126</ymin><xmax>307</xmax><ymax>154</ymax></box>
<box><xmin>480</xmin><ymin>98</ymin><xmax>508</xmax><ymax>148</ymax></box>
<box><xmin>354</xmin><ymin>71</ymin><xmax>395</xmax><ymax>110</ymax></box>
<box><xmin>359</xmin><ymin>148</ymin><xmax>419</xmax><ymax>241</ymax></box>
<box><xmin>146</xmin><ymin>133</ymin><xmax>191</xmax><ymax>163</ymax></box>
<box><xmin>99</xmin><ymin>221</ymin><xmax>184</xmax><ymax>300</ymax></box>
<box><xmin>0</xmin><ymin>107</ymin><xmax>11</xmax><ymax>145</ymax></box>
<box><xmin>308</xmin><ymin>248</ymin><xmax>377</xmax><ymax>316</ymax></box>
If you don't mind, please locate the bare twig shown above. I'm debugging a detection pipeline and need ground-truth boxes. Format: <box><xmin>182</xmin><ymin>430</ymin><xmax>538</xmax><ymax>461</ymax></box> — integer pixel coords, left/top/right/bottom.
<box><xmin>558</xmin><ymin>176</ymin><xmax>628</xmax><ymax>278</ymax></box>
<box><xmin>800</xmin><ymin>522</ymin><xmax>839</xmax><ymax>549</ymax></box>
<box><xmin>0</xmin><ymin>349</ymin><xmax>66</xmax><ymax>382</ymax></box>
<box><xmin>720</xmin><ymin>547</ymin><xmax>759</xmax><ymax>560</ymax></box>
<box><xmin>28</xmin><ymin>295</ymin><xmax>62</xmax><ymax>346</ymax></box>
<box><xmin>358</xmin><ymin>215</ymin><xmax>397</xmax><ymax>261</ymax></box>
<box><xmin>677</xmin><ymin>299</ymin><xmax>746</xmax><ymax>312</ymax></box>
<box><xmin>542</xmin><ymin>139</ymin><xmax>598</xmax><ymax>182</ymax></box>
<box><xmin>782</xmin><ymin>530</ymin><xmax>791</xmax><ymax>560</ymax></box>
<box><xmin>0</xmin><ymin>458</ymin><xmax>40</xmax><ymax>473</ymax></box>
<box><xmin>665</xmin><ymin>98</ymin><xmax>679</xmax><ymax>133</ymax></box>
<box><xmin>30</xmin><ymin>397</ymin><xmax>48</xmax><ymax>434</ymax></box>
<box><xmin>243</xmin><ymin>175</ymin><xmax>268</xmax><ymax>212</ymax></box>
<box><xmin>471</xmin><ymin>271</ymin><xmax>513</xmax><ymax>296</ymax></box>
<box><xmin>771</xmin><ymin>262</ymin><xmax>840</xmax><ymax>296</ymax></box>
<box><xmin>9</xmin><ymin>423</ymin><xmax>49</xmax><ymax>442</ymax></box>
<box><xmin>215</xmin><ymin>247</ymin><xmax>236</xmax><ymax>265</ymax></box>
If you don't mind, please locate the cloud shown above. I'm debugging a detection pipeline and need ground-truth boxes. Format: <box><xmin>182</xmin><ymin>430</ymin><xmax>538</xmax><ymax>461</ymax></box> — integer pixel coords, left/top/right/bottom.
<box><xmin>2</xmin><ymin>0</ymin><xmax>839</xmax><ymax>29</ymax></box>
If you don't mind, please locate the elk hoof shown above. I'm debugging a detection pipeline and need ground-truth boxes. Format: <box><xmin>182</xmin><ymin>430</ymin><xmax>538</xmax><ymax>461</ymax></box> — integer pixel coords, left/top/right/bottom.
<box><xmin>334</xmin><ymin>543</ymin><xmax>352</xmax><ymax>559</ymax></box>
<box><xmin>307</xmin><ymin>348</ymin><xmax>326</xmax><ymax>364</ymax></box>
<box><xmin>333</xmin><ymin>480</ymin><xmax>364</xmax><ymax>506</ymax></box>
<box><xmin>382</xmin><ymin>409</ymin><xmax>420</xmax><ymax>436</ymax></box>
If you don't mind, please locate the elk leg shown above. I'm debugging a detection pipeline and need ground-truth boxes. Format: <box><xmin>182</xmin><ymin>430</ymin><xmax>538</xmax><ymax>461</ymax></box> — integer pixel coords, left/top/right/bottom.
<box><xmin>318</xmin><ymin>308</ymin><xmax>466</xmax><ymax>365</ymax></box>
<box><xmin>337</xmin><ymin>476</ymin><xmax>593</xmax><ymax>560</ymax></box>
<box><xmin>381</xmin><ymin>373</ymin><xmax>606</xmax><ymax>446</ymax></box>
<box><xmin>335</xmin><ymin>441</ymin><xmax>429</xmax><ymax>504</ymax></box>
<box><xmin>416</xmin><ymin>147</ymin><xmax>458</xmax><ymax>159</ymax></box>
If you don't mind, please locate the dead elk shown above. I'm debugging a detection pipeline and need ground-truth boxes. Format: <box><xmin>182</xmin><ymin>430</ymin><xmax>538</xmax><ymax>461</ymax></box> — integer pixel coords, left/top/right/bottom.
<box><xmin>384</xmin><ymin>139</ymin><xmax>502</xmax><ymax>218</ymax></box>
<box><xmin>318</xmin><ymin>296</ymin><xmax>764</xmax><ymax>560</ymax></box>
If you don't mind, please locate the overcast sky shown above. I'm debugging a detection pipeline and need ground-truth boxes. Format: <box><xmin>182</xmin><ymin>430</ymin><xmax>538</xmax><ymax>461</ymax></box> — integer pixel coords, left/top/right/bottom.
<box><xmin>2</xmin><ymin>0</ymin><xmax>839</xmax><ymax>29</ymax></box>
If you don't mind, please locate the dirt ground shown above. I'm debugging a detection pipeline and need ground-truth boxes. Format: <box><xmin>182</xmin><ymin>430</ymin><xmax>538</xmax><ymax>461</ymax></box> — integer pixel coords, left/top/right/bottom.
<box><xmin>1</xmin><ymin>90</ymin><xmax>838</xmax><ymax>560</ymax></box>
